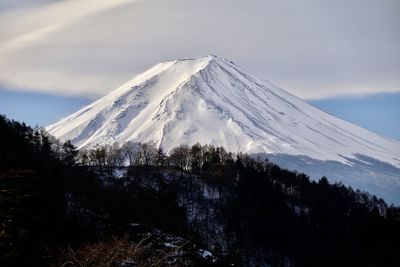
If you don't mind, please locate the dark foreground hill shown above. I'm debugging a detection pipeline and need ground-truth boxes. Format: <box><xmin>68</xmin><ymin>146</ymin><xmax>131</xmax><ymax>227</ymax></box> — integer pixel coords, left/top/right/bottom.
<box><xmin>1</xmin><ymin>114</ymin><xmax>400</xmax><ymax>266</ymax></box>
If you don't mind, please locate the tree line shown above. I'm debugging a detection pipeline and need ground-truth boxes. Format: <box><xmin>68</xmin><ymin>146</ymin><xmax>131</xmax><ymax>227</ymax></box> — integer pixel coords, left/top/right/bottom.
<box><xmin>74</xmin><ymin>141</ymin><xmax>400</xmax><ymax>266</ymax></box>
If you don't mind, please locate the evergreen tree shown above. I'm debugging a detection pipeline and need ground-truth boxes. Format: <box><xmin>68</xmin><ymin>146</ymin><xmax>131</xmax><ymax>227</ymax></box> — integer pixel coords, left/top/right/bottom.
<box><xmin>61</xmin><ymin>140</ymin><xmax>78</xmax><ymax>166</ymax></box>
<box><xmin>156</xmin><ymin>147</ymin><xmax>167</xmax><ymax>166</ymax></box>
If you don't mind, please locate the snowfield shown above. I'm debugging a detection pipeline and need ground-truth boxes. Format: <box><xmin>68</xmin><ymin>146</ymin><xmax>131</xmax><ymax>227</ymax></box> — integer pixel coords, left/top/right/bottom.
<box><xmin>47</xmin><ymin>55</ymin><xmax>400</xmax><ymax>203</ymax></box>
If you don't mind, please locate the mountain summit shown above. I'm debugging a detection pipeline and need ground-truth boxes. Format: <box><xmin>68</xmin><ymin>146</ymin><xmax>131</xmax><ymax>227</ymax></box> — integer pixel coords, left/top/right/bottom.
<box><xmin>47</xmin><ymin>55</ymin><xmax>400</xmax><ymax>203</ymax></box>
<box><xmin>47</xmin><ymin>55</ymin><xmax>400</xmax><ymax>166</ymax></box>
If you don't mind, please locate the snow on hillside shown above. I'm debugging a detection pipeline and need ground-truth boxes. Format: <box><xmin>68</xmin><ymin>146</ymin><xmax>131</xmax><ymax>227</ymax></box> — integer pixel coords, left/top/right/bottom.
<box><xmin>47</xmin><ymin>55</ymin><xmax>400</xmax><ymax>169</ymax></box>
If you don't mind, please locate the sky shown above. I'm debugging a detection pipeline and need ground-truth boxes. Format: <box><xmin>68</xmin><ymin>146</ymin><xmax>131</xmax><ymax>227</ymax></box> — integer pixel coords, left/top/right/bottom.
<box><xmin>0</xmin><ymin>0</ymin><xmax>399</xmax><ymax>139</ymax></box>
<box><xmin>310</xmin><ymin>93</ymin><xmax>400</xmax><ymax>140</ymax></box>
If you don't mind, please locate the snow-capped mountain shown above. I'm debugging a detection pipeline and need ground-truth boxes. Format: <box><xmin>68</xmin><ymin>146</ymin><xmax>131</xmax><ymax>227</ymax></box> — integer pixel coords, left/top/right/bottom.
<box><xmin>47</xmin><ymin>55</ymin><xmax>400</xmax><ymax>203</ymax></box>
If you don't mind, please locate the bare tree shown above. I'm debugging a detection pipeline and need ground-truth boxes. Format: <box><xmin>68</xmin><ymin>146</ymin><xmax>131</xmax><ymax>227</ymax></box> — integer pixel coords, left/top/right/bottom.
<box><xmin>89</xmin><ymin>144</ymin><xmax>106</xmax><ymax>166</ymax></box>
<box><xmin>78</xmin><ymin>149</ymin><xmax>91</xmax><ymax>166</ymax></box>
<box><xmin>190</xmin><ymin>143</ymin><xmax>203</xmax><ymax>172</ymax></box>
<box><xmin>139</xmin><ymin>142</ymin><xmax>157</xmax><ymax>166</ymax></box>
<box><xmin>169</xmin><ymin>145</ymin><xmax>191</xmax><ymax>170</ymax></box>
<box><xmin>105</xmin><ymin>142</ymin><xmax>124</xmax><ymax>167</ymax></box>
<box><xmin>120</xmin><ymin>141</ymin><xmax>141</xmax><ymax>166</ymax></box>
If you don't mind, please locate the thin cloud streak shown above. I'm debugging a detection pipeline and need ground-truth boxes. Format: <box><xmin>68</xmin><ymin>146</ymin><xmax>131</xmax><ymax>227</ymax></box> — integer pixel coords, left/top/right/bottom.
<box><xmin>0</xmin><ymin>0</ymin><xmax>399</xmax><ymax>99</ymax></box>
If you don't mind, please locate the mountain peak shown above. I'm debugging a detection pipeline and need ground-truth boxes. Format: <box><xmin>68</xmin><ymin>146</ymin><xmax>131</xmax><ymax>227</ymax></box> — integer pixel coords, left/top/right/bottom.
<box><xmin>174</xmin><ymin>54</ymin><xmax>219</xmax><ymax>62</ymax></box>
<box><xmin>169</xmin><ymin>54</ymin><xmax>231</xmax><ymax>69</ymax></box>
<box><xmin>47</xmin><ymin>56</ymin><xmax>400</xmax><ymax>167</ymax></box>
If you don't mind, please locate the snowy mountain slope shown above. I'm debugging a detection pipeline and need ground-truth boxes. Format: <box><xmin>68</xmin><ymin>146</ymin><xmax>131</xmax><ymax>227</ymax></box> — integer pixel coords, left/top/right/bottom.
<box><xmin>47</xmin><ymin>55</ymin><xmax>400</xmax><ymax>203</ymax></box>
<box><xmin>47</xmin><ymin>55</ymin><xmax>400</xmax><ymax>166</ymax></box>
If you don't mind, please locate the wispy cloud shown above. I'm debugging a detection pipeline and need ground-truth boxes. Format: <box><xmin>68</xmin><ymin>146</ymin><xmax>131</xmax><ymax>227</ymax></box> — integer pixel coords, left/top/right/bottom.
<box><xmin>0</xmin><ymin>0</ymin><xmax>399</xmax><ymax>99</ymax></box>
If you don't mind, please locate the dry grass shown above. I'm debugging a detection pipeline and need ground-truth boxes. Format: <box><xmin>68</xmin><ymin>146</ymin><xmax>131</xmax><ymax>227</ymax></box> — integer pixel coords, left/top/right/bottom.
<box><xmin>51</xmin><ymin>235</ymin><xmax>145</xmax><ymax>267</ymax></box>
<box><xmin>49</xmin><ymin>234</ymin><xmax>193</xmax><ymax>267</ymax></box>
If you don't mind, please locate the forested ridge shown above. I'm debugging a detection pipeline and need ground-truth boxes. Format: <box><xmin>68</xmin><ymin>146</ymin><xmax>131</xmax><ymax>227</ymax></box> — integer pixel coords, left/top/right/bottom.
<box><xmin>1</xmin><ymin>114</ymin><xmax>399</xmax><ymax>266</ymax></box>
